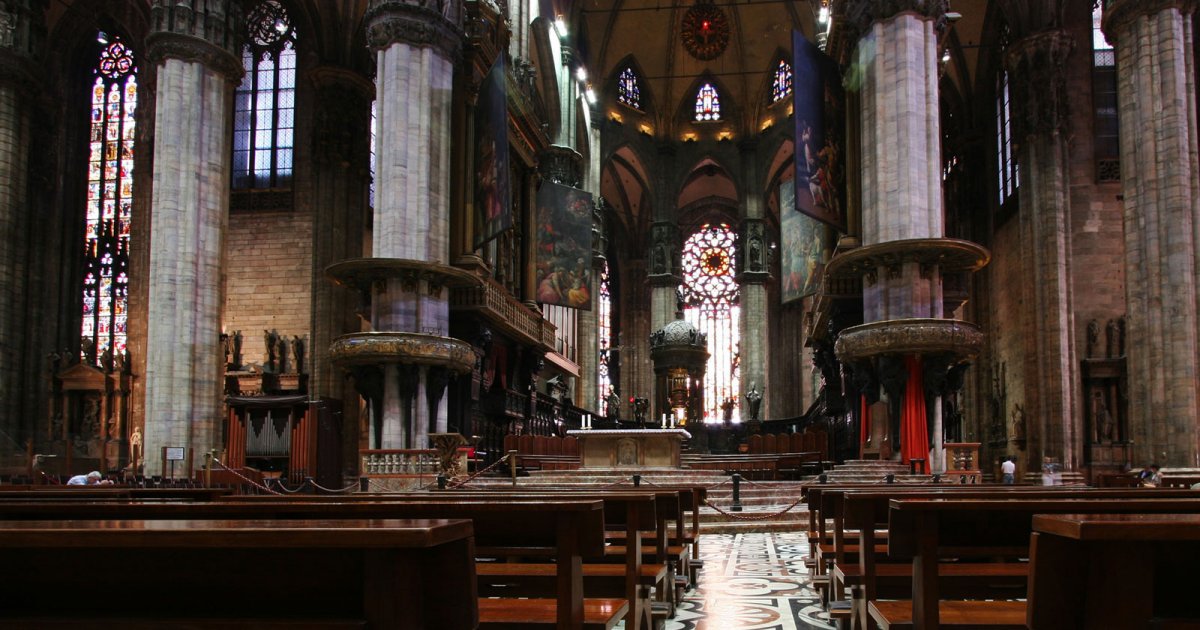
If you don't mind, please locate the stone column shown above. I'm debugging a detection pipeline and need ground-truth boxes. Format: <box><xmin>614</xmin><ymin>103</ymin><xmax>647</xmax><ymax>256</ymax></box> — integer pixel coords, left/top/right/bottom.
<box><xmin>1104</xmin><ymin>0</ymin><xmax>1200</xmax><ymax>467</ymax></box>
<box><xmin>307</xmin><ymin>66</ymin><xmax>372</xmax><ymax>470</ymax></box>
<box><xmin>577</xmin><ymin>119</ymin><xmax>604</xmax><ymax>410</ymax></box>
<box><xmin>365</xmin><ymin>0</ymin><xmax>462</xmax><ymax>448</ymax></box>
<box><xmin>142</xmin><ymin>0</ymin><xmax>243</xmax><ymax>475</ymax></box>
<box><xmin>739</xmin><ymin>140</ymin><xmax>770</xmax><ymax>420</ymax></box>
<box><xmin>0</xmin><ymin>1</ymin><xmax>40</xmax><ymax>446</ymax></box>
<box><xmin>1004</xmin><ymin>31</ymin><xmax>1079</xmax><ymax>471</ymax></box>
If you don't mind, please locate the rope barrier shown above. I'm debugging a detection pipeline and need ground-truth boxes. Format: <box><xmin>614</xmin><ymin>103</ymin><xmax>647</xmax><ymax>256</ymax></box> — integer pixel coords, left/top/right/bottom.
<box><xmin>703</xmin><ymin>496</ymin><xmax>805</xmax><ymax>521</ymax></box>
<box><xmin>210</xmin><ymin>458</ymin><xmax>282</xmax><ymax>496</ymax></box>
<box><xmin>447</xmin><ymin>454</ymin><xmax>510</xmax><ymax>489</ymax></box>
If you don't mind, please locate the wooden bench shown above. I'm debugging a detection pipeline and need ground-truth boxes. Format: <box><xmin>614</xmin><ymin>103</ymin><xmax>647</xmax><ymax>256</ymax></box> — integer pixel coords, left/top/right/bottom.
<box><xmin>0</xmin><ymin>518</ymin><xmax>476</xmax><ymax>629</ymax></box>
<box><xmin>1028</xmin><ymin>513</ymin><xmax>1200</xmax><ymax>628</ymax></box>
<box><xmin>0</xmin><ymin>497</ymin><xmax>626</xmax><ymax>630</ymax></box>
<box><xmin>874</xmin><ymin>495</ymin><xmax>1200</xmax><ymax>629</ymax></box>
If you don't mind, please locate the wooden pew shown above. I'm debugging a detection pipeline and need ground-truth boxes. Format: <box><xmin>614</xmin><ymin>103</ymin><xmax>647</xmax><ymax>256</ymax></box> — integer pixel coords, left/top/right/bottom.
<box><xmin>0</xmin><ymin>497</ymin><xmax>625</xmax><ymax>630</ymax></box>
<box><xmin>1027</xmin><ymin>513</ymin><xmax>1200</xmax><ymax>629</ymax></box>
<box><xmin>874</xmin><ymin>495</ymin><xmax>1200</xmax><ymax>630</ymax></box>
<box><xmin>0</xmin><ymin>518</ymin><xmax>476</xmax><ymax>629</ymax></box>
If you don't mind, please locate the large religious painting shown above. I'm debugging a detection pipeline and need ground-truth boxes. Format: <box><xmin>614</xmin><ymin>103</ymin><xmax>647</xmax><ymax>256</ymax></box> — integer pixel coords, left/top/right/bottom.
<box><xmin>793</xmin><ymin>31</ymin><xmax>845</xmax><ymax>232</ymax></box>
<box><xmin>780</xmin><ymin>182</ymin><xmax>835</xmax><ymax>304</ymax></box>
<box><xmin>535</xmin><ymin>182</ymin><xmax>594</xmax><ymax>310</ymax></box>
<box><xmin>475</xmin><ymin>56</ymin><xmax>511</xmax><ymax>247</ymax></box>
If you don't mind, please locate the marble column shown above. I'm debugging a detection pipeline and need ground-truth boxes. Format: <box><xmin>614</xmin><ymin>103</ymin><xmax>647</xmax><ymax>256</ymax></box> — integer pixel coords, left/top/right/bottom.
<box><xmin>307</xmin><ymin>66</ymin><xmax>372</xmax><ymax>469</ymax></box>
<box><xmin>0</xmin><ymin>1</ymin><xmax>40</xmax><ymax>445</ymax></box>
<box><xmin>738</xmin><ymin>140</ymin><xmax>770</xmax><ymax>421</ymax></box>
<box><xmin>142</xmin><ymin>0</ymin><xmax>243</xmax><ymax>475</ymax></box>
<box><xmin>1004</xmin><ymin>30</ymin><xmax>1079</xmax><ymax>471</ymax></box>
<box><xmin>1104</xmin><ymin>0</ymin><xmax>1200</xmax><ymax>467</ymax></box>
<box><xmin>577</xmin><ymin>119</ymin><xmax>605</xmax><ymax>411</ymax></box>
<box><xmin>365</xmin><ymin>0</ymin><xmax>462</xmax><ymax>448</ymax></box>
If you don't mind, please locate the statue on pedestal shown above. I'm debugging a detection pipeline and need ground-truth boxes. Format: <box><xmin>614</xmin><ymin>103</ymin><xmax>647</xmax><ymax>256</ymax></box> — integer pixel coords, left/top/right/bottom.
<box><xmin>607</xmin><ymin>390</ymin><xmax>621</xmax><ymax>421</ymax></box>
<box><xmin>633</xmin><ymin>396</ymin><xmax>649</xmax><ymax>428</ymax></box>
<box><xmin>745</xmin><ymin>384</ymin><xmax>763</xmax><ymax>423</ymax></box>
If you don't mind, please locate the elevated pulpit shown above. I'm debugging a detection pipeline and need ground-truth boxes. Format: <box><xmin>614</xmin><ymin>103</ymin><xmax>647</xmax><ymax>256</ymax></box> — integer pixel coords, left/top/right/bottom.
<box><xmin>566</xmin><ymin>428</ymin><xmax>691</xmax><ymax>469</ymax></box>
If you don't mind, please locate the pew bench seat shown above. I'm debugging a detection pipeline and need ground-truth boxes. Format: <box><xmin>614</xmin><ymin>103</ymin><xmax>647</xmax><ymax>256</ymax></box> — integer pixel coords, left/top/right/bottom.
<box><xmin>477</xmin><ymin>561</ymin><xmax>668</xmax><ymax>588</ymax></box>
<box><xmin>867</xmin><ymin>600</ymin><xmax>1027</xmax><ymax>630</ymax></box>
<box><xmin>1</xmin><ymin>619</ymin><xmax>368</xmax><ymax>630</ymax></box>
<box><xmin>478</xmin><ymin>596</ymin><xmax>629</xmax><ymax>629</ymax></box>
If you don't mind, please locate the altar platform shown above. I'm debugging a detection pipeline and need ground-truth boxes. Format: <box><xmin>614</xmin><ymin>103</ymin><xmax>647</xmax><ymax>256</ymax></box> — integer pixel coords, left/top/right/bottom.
<box><xmin>565</xmin><ymin>428</ymin><xmax>692</xmax><ymax>469</ymax></box>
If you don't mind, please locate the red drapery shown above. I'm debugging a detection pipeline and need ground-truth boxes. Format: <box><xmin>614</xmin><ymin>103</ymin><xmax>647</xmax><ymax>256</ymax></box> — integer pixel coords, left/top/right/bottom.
<box><xmin>860</xmin><ymin>395</ymin><xmax>871</xmax><ymax>458</ymax></box>
<box><xmin>901</xmin><ymin>355</ymin><xmax>929</xmax><ymax>473</ymax></box>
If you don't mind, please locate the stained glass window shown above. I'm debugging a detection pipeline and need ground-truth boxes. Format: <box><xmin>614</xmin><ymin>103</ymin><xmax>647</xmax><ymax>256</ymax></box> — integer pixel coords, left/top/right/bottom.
<box><xmin>81</xmin><ymin>36</ymin><xmax>136</xmax><ymax>366</ymax></box>
<box><xmin>694</xmin><ymin>83</ymin><xmax>720</xmax><ymax>122</ymax></box>
<box><xmin>617</xmin><ymin>67</ymin><xmax>641</xmax><ymax>110</ymax></box>
<box><xmin>996</xmin><ymin>70</ymin><xmax>1018</xmax><ymax>204</ymax></box>
<box><xmin>369</xmin><ymin>99</ymin><xmax>377</xmax><ymax>207</ymax></box>
<box><xmin>772</xmin><ymin>59</ymin><xmax>792</xmax><ymax>102</ymax></box>
<box><xmin>1092</xmin><ymin>4</ymin><xmax>1119</xmax><ymax>181</ymax></box>
<box><xmin>680</xmin><ymin>224</ymin><xmax>740</xmax><ymax>423</ymax></box>
<box><xmin>598</xmin><ymin>260</ymin><xmax>613</xmax><ymax>415</ymax></box>
<box><xmin>233</xmin><ymin>0</ymin><xmax>296</xmax><ymax>189</ymax></box>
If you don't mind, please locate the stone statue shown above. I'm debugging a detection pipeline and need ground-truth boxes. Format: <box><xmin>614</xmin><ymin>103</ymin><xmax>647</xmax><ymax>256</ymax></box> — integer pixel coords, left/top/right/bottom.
<box><xmin>745</xmin><ymin>384</ymin><xmax>763</xmax><ymax>422</ymax></box>
<box><xmin>1105</xmin><ymin>319</ymin><xmax>1119</xmax><ymax>358</ymax></box>
<box><xmin>277</xmin><ymin>335</ymin><xmax>290</xmax><ymax>373</ymax></box>
<box><xmin>633</xmin><ymin>396</ymin><xmax>649</xmax><ymax>427</ymax></box>
<box><xmin>292</xmin><ymin>335</ymin><xmax>305</xmax><ymax>374</ymax></box>
<box><xmin>1011</xmin><ymin>403</ymin><xmax>1026</xmax><ymax>442</ymax></box>
<box><xmin>1093</xmin><ymin>390</ymin><xmax>1115</xmax><ymax>443</ymax></box>
<box><xmin>264</xmin><ymin>329</ymin><xmax>278</xmax><ymax>373</ymax></box>
<box><xmin>652</xmin><ymin>240</ymin><xmax>668</xmax><ymax>275</ymax></box>
<box><xmin>1086</xmin><ymin>320</ymin><xmax>1099</xmax><ymax>358</ymax></box>
<box><xmin>720</xmin><ymin>397</ymin><xmax>736</xmax><ymax>424</ymax></box>
<box><xmin>81</xmin><ymin>338</ymin><xmax>96</xmax><ymax>366</ymax></box>
<box><xmin>607</xmin><ymin>390</ymin><xmax>621</xmax><ymax>420</ymax></box>
<box><xmin>232</xmin><ymin>331</ymin><xmax>243</xmax><ymax>370</ymax></box>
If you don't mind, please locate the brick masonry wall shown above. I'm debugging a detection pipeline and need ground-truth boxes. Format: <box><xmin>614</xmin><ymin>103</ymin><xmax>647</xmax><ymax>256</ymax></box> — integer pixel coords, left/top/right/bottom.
<box><xmin>223</xmin><ymin>209</ymin><xmax>313</xmax><ymax>370</ymax></box>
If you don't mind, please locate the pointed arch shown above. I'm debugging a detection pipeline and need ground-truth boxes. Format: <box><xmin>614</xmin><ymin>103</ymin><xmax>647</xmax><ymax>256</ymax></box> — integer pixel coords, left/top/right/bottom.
<box><xmin>608</xmin><ymin>54</ymin><xmax>653</xmax><ymax>113</ymax></box>
<box><xmin>770</xmin><ymin>55</ymin><xmax>793</xmax><ymax>104</ymax></box>
<box><xmin>677</xmin><ymin>74</ymin><xmax>735</xmax><ymax>126</ymax></box>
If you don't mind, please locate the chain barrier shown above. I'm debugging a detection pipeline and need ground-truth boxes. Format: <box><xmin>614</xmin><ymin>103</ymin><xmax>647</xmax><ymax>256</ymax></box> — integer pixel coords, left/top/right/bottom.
<box><xmin>307</xmin><ymin>479</ymin><xmax>361</xmax><ymax>494</ymax></box>
<box><xmin>703</xmin><ymin>496</ymin><xmax>805</xmax><ymax>521</ymax></box>
<box><xmin>271</xmin><ymin>478</ymin><xmax>309</xmax><ymax>494</ymax></box>
<box><xmin>447</xmin><ymin>454</ymin><xmax>510</xmax><ymax>489</ymax></box>
<box><xmin>210</xmin><ymin>458</ymin><xmax>282</xmax><ymax>496</ymax></box>
<box><xmin>737</xmin><ymin>477</ymin><xmax>808</xmax><ymax>493</ymax></box>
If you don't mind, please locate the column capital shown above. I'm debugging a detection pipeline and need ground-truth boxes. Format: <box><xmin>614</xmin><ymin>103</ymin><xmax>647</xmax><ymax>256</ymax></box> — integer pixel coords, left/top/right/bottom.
<box><xmin>538</xmin><ymin>144</ymin><xmax>584</xmax><ymax>188</ymax></box>
<box><xmin>1102</xmin><ymin>0</ymin><xmax>1198</xmax><ymax>44</ymax></box>
<box><xmin>147</xmin><ymin>0</ymin><xmax>244</xmax><ymax>82</ymax></box>
<box><xmin>365</xmin><ymin>0</ymin><xmax>463</xmax><ymax>59</ymax></box>
<box><xmin>1003</xmin><ymin>29</ymin><xmax>1073</xmax><ymax>138</ymax></box>
<box><xmin>837</xmin><ymin>0</ymin><xmax>949</xmax><ymax>42</ymax></box>
<box><xmin>0</xmin><ymin>0</ymin><xmax>43</xmax><ymax>95</ymax></box>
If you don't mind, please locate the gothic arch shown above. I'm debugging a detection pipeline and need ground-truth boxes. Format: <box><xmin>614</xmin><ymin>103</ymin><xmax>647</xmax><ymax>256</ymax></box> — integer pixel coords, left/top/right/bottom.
<box><xmin>675</xmin><ymin>74</ymin><xmax>736</xmax><ymax>128</ymax></box>
<box><xmin>606</xmin><ymin>54</ymin><xmax>654</xmax><ymax>114</ymax></box>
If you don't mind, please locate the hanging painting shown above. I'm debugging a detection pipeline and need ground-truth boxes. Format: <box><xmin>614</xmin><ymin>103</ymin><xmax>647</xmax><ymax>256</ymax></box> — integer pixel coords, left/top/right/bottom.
<box><xmin>793</xmin><ymin>31</ymin><xmax>846</xmax><ymax>232</ymax></box>
<box><xmin>475</xmin><ymin>56</ymin><xmax>512</xmax><ymax>247</ymax></box>
<box><xmin>780</xmin><ymin>182</ymin><xmax>835</xmax><ymax>304</ymax></box>
<box><xmin>535</xmin><ymin>182</ymin><xmax>594</xmax><ymax>310</ymax></box>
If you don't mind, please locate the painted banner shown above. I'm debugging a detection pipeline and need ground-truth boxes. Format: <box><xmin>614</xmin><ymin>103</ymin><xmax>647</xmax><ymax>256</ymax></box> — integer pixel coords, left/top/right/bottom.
<box><xmin>780</xmin><ymin>181</ymin><xmax>835</xmax><ymax>304</ymax></box>
<box><xmin>475</xmin><ymin>56</ymin><xmax>511</xmax><ymax>248</ymax></box>
<box><xmin>793</xmin><ymin>30</ymin><xmax>846</xmax><ymax>232</ymax></box>
<box><xmin>535</xmin><ymin>182</ymin><xmax>594</xmax><ymax>310</ymax></box>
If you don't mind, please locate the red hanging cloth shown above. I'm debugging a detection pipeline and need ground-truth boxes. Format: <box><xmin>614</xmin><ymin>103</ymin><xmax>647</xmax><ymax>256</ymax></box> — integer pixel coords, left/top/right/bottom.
<box><xmin>901</xmin><ymin>355</ymin><xmax>929</xmax><ymax>474</ymax></box>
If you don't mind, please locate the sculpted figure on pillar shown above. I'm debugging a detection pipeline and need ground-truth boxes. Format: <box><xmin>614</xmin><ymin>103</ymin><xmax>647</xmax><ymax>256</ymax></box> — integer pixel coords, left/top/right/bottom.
<box><xmin>649</xmin><ymin>222</ymin><xmax>679</xmax><ymax>279</ymax></box>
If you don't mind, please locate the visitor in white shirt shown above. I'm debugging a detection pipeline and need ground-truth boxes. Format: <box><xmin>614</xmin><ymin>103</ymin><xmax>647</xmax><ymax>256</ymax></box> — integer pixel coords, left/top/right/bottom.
<box><xmin>1000</xmin><ymin>457</ymin><xmax>1016</xmax><ymax>485</ymax></box>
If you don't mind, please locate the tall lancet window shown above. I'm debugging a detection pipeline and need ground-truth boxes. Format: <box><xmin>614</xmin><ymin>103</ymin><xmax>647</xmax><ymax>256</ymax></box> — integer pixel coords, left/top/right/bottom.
<box><xmin>1092</xmin><ymin>3</ymin><xmax>1119</xmax><ymax>182</ymax></box>
<box><xmin>233</xmin><ymin>0</ymin><xmax>297</xmax><ymax>189</ymax></box>
<box><xmin>81</xmin><ymin>35</ymin><xmax>137</xmax><ymax>365</ymax></box>
<box><xmin>996</xmin><ymin>69</ymin><xmax>1018</xmax><ymax>204</ymax></box>
<box><xmin>617</xmin><ymin>67</ymin><xmax>641</xmax><ymax>110</ymax></box>
<box><xmin>772</xmin><ymin>59</ymin><xmax>792</xmax><ymax>102</ymax></box>
<box><xmin>681</xmin><ymin>224</ymin><xmax>740</xmax><ymax>423</ymax></box>
<box><xmin>598</xmin><ymin>260</ymin><xmax>614</xmax><ymax>414</ymax></box>
<box><xmin>694</xmin><ymin>82</ymin><xmax>720</xmax><ymax>121</ymax></box>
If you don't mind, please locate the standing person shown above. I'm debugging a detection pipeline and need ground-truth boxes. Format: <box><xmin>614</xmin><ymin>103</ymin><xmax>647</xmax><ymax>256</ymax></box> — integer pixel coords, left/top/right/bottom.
<box><xmin>1000</xmin><ymin>457</ymin><xmax>1016</xmax><ymax>485</ymax></box>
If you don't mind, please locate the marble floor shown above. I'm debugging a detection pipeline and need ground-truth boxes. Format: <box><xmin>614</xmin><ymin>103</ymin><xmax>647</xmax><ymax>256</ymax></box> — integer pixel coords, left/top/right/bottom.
<box><xmin>622</xmin><ymin>531</ymin><xmax>838</xmax><ymax>629</ymax></box>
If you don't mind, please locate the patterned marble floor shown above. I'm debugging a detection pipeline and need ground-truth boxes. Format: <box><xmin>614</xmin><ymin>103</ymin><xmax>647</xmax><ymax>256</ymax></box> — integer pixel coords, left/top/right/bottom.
<box><xmin>622</xmin><ymin>531</ymin><xmax>838</xmax><ymax>629</ymax></box>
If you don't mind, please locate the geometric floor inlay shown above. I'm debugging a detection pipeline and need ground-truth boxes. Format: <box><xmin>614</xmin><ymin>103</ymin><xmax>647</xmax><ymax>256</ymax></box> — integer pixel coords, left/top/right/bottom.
<box><xmin>620</xmin><ymin>531</ymin><xmax>838</xmax><ymax>629</ymax></box>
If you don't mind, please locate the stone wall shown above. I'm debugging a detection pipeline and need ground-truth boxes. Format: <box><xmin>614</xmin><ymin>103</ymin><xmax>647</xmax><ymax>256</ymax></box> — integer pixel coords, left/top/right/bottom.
<box><xmin>223</xmin><ymin>209</ymin><xmax>313</xmax><ymax>370</ymax></box>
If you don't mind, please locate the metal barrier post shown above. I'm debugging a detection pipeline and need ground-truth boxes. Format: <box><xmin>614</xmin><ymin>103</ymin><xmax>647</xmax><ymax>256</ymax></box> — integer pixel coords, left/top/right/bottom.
<box><xmin>633</xmin><ymin>474</ymin><xmax>641</xmax><ymax>487</ymax></box>
<box><xmin>508</xmin><ymin>450</ymin><xmax>518</xmax><ymax>487</ymax></box>
<box><xmin>885</xmin><ymin>473</ymin><xmax>895</xmax><ymax>484</ymax></box>
<box><xmin>731</xmin><ymin>473</ymin><xmax>743</xmax><ymax>512</ymax></box>
<box><xmin>437</xmin><ymin>474</ymin><xmax>447</xmax><ymax>490</ymax></box>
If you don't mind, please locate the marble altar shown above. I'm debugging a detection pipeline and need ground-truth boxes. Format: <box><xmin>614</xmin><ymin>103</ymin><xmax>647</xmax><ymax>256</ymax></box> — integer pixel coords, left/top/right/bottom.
<box><xmin>566</xmin><ymin>428</ymin><xmax>692</xmax><ymax>469</ymax></box>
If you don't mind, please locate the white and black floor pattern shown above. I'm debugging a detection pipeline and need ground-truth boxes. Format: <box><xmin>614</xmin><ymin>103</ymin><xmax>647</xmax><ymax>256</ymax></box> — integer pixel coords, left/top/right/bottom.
<box><xmin>664</xmin><ymin>532</ymin><xmax>837</xmax><ymax>630</ymax></box>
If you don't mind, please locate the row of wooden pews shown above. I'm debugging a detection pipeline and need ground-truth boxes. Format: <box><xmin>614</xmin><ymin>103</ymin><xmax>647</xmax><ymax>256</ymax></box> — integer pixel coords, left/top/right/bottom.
<box><xmin>0</xmin><ymin>482</ymin><xmax>708</xmax><ymax>629</ymax></box>
<box><xmin>803</xmin><ymin>482</ymin><xmax>1200</xmax><ymax>629</ymax></box>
